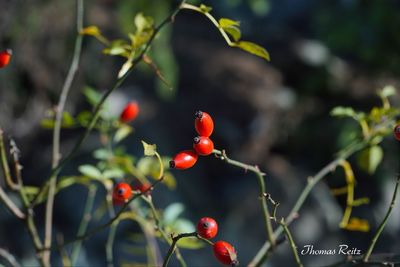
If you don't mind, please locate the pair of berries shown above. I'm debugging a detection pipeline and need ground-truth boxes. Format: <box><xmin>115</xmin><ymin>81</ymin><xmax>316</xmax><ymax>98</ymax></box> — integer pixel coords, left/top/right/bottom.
<box><xmin>196</xmin><ymin>217</ymin><xmax>238</xmax><ymax>266</ymax></box>
<box><xmin>119</xmin><ymin>101</ymin><xmax>139</xmax><ymax>123</ymax></box>
<box><xmin>0</xmin><ymin>49</ymin><xmax>12</xmax><ymax>68</ymax></box>
<box><xmin>112</xmin><ymin>182</ymin><xmax>151</xmax><ymax>205</ymax></box>
<box><xmin>170</xmin><ymin>111</ymin><xmax>215</xmax><ymax>170</ymax></box>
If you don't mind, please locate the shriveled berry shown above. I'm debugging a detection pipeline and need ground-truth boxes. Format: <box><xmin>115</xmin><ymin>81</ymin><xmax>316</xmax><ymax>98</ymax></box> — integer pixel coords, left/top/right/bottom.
<box><xmin>0</xmin><ymin>49</ymin><xmax>12</xmax><ymax>68</ymax></box>
<box><xmin>197</xmin><ymin>217</ymin><xmax>218</xmax><ymax>239</ymax></box>
<box><xmin>113</xmin><ymin>182</ymin><xmax>133</xmax><ymax>205</ymax></box>
<box><xmin>170</xmin><ymin>150</ymin><xmax>198</xmax><ymax>170</ymax></box>
<box><xmin>193</xmin><ymin>136</ymin><xmax>214</xmax><ymax>156</ymax></box>
<box><xmin>195</xmin><ymin>111</ymin><xmax>214</xmax><ymax>137</ymax></box>
<box><xmin>120</xmin><ymin>101</ymin><xmax>139</xmax><ymax>123</ymax></box>
<box><xmin>394</xmin><ymin>125</ymin><xmax>400</xmax><ymax>141</ymax></box>
<box><xmin>213</xmin><ymin>241</ymin><xmax>238</xmax><ymax>266</ymax></box>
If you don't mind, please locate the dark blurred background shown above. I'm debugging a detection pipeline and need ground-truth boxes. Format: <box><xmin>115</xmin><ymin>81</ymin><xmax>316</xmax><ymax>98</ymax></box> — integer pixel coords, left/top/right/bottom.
<box><xmin>1</xmin><ymin>0</ymin><xmax>400</xmax><ymax>266</ymax></box>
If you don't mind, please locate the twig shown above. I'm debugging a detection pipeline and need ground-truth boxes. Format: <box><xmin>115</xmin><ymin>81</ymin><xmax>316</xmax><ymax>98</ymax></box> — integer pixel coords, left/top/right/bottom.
<box><xmin>106</xmin><ymin>221</ymin><xmax>118</xmax><ymax>267</ymax></box>
<box><xmin>143</xmin><ymin>196</ymin><xmax>187</xmax><ymax>267</ymax></box>
<box><xmin>0</xmin><ymin>129</ymin><xmax>18</xmax><ymax>190</ymax></box>
<box><xmin>278</xmin><ymin>218</ymin><xmax>303</xmax><ymax>267</ymax></box>
<box><xmin>43</xmin><ymin>0</ymin><xmax>85</xmax><ymax>264</ymax></box>
<box><xmin>363</xmin><ymin>176</ymin><xmax>400</xmax><ymax>262</ymax></box>
<box><xmin>162</xmin><ymin>232</ymin><xmax>214</xmax><ymax>267</ymax></box>
<box><xmin>0</xmin><ymin>248</ymin><xmax>21</xmax><ymax>267</ymax></box>
<box><xmin>71</xmin><ymin>184</ymin><xmax>97</xmax><ymax>265</ymax></box>
<box><xmin>213</xmin><ymin>149</ymin><xmax>275</xmax><ymax>247</ymax></box>
<box><xmin>248</xmin><ymin>140</ymin><xmax>368</xmax><ymax>267</ymax></box>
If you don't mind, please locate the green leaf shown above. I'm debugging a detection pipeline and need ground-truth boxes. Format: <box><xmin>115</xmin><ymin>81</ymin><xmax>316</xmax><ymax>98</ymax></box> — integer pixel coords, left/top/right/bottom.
<box><xmin>141</xmin><ymin>140</ymin><xmax>157</xmax><ymax>156</ymax></box>
<box><xmin>118</xmin><ymin>59</ymin><xmax>133</xmax><ymax>78</ymax></box>
<box><xmin>172</xmin><ymin>218</ymin><xmax>195</xmax><ymax>233</ymax></box>
<box><xmin>76</xmin><ymin>111</ymin><xmax>92</xmax><ymax>127</ymax></box>
<box><xmin>103</xmin><ymin>40</ymin><xmax>130</xmax><ymax>57</ymax></box>
<box><xmin>162</xmin><ymin>172</ymin><xmax>176</xmax><ymax>190</ymax></box>
<box><xmin>93</xmin><ymin>148</ymin><xmax>112</xmax><ymax>160</ymax></box>
<box><xmin>163</xmin><ymin>203</ymin><xmax>184</xmax><ymax>224</ymax></box>
<box><xmin>40</xmin><ymin>119</ymin><xmax>55</xmax><ymax>129</ymax></box>
<box><xmin>114</xmin><ymin>124</ymin><xmax>133</xmax><ymax>143</ymax></box>
<box><xmin>103</xmin><ymin>168</ymin><xmax>125</xmax><ymax>179</ymax></box>
<box><xmin>62</xmin><ymin>111</ymin><xmax>75</xmax><ymax>127</ymax></box>
<box><xmin>219</xmin><ymin>18</ymin><xmax>240</xmax><ymax>27</ymax></box>
<box><xmin>78</xmin><ymin>165</ymin><xmax>102</xmax><ymax>179</ymax></box>
<box><xmin>331</xmin><ymin>106</ymin><xmax>356</xmax><ymax>117</ymax></box>
<box><xmin>80</xmin><ymin>25</ymin><xmax>101</xmax><ymax>36</ymax></box>
<box><xmin>222</xmin><ymin>26</ymin><xmax>241</xmax><ymax>42</ymax></box>
<box><xmin>357</xmin><ymin>145</ymin><xmax>383</xmax><ymax>174</ymax></box>
<box><xmin>199</xmin><ymin>4</ymin><xmax>212</xmax><ymax>13</ymax></box>
<box><xmin>176</xmin><ymin>237</ymin><xmax>204</xmax><ymax>250</ymax></box>
<box><xmin>379</xmin><ymin>85</ymin><xmax>396</xmax><ymax>98</ymax></box>
<box><xmin>83</xmin><ymin>86</ymin><xmax>102</xmax><ymax>106</ymax></box>
<box><xmin>234</xmin><ymin>41</ymin><xmax>270</xmax><ymax>61</ymax></box>
<box><xmin>134</xmin><ymin>13</ymin><xmax>154</xmax><ymax>33</ymax></box>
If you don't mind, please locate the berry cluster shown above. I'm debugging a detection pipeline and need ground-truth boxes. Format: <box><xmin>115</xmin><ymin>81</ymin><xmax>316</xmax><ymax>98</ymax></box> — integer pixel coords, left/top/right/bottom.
<box><xmin>170</xmin><ymin>111</ymin><xmax>215</xmax><ymax>169</ymax></box>
<box><xmin>196</xmin><ymin>217</ymin><xmax>238</xmax><ymax>266</ymax></box>
<box><xmin>112</xmin><ymin>181</ymin><xmax>151</xmax><ymax>205</ymax></box>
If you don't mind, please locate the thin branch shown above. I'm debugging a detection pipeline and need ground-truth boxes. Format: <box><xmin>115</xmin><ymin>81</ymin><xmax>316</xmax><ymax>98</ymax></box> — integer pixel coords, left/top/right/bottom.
<box><xmin>0</xmin><ymin>129</ymin><xmax>18</xmax><ymax>190</ymax></box>
<box><xmin>43</xmin><ymin>0</ymin><xmax>85</xmax><ymax>264</ymax></box>
<box><xmin>162</xmin><ymin>232</ymin><xmax>214</xmax><ymax>267</ymax></box>
<box><xmin>278</xmin><ymin>218</ymin><xmax>303</xmax><ymax>267</ymax></box>
<box><xmin>248</xmin><ymin>140</ymin><xmax>368</xmax><ymax>267</ymax></box>
<box><xmin>363</xmin><ymin>176</ymin><xmax>400</xmax><ymax>262</ymax></box>
<box><xmin>143</xmin><ymin>196</ymin><xmax>187</xmax><ymax>267</ymax></box>
<box><xmin>0</xmin><ymin>248</ymin><xmax>21</xmax><ymax>267</ymax></box>
<box><xmin>213</xmin><ymin>149</ymin><xmax>275</xmax><ymax>247</ymax></box>
<box><xmin>71</xmin><ymin>184</ymin><xmax>97</xmax><ymax>265</ymax></box>
<box><xmin>32</xmin><ymin>0</ymin><xmax>187</xmax><ymax>207</ymax></box>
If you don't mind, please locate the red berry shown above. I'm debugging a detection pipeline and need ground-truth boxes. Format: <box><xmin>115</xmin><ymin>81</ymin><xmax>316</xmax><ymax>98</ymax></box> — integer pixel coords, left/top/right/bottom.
<box><xmin>170</xmin><ymin>150</ymin><xmax>198</xmax><ymax>170</ymax></box>
<box><xmin>195</xmin><ymin>111</ymin><xmax>214</xmax><ymax>137</ymax></box>
<box><xmin>133</xmin><ymin>182</ymin><xmax>152</xmax><ymax>195</ymax></box>
<box><xmin>0</xmin><ymin>49</ymin><xmax>12</xmax><ymax>68</ymax></box>
<box><xmin>193</xmin><ymin>136</ymin><xmax>214</xmax><ymax>156</ymax></box>
<box><xmin>394</xmin><ymin>125</ymin><xmax>400</xmax><ymax>141</ymax></box>
<box><xmin>213</xmin><ymin>241</ymin><xmax>238</xmax><ymax>266</ymax></box>
<box><xmin>120</xmin><ymin>101</ymin><xmax>139</xmax><ymax>123</ymax></box>
<box><xmin>197</xmin><ymin>217</ymin><xmax>218</xmax><ymax>239</ymax></box>
<box><xmin>113</xmin><ymin>182</ymin><xmax>133</xmax><ymax>205</ymax></box>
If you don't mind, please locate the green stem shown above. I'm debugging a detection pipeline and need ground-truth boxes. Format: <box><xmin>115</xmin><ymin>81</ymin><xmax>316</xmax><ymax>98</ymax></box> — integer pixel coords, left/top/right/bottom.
<box><xmin>279</xmin><ymin>218</ymin><xmax>303</xmax><ymax>267</ymax></box>
<box><xmin>212</xmin><ymin>149</ymin><xmax>275</xmax><ymax>247</ymax></box>
<box><xmin>106</xmin><ymin>222</ymin><xmax>119</xmax><ymax>267</ymax></box>
<box><xmin>363</xmin><ymin>176</ymin><xmax>400</xmax><ymax>262</ymax></box>
<box><xmin>71</xmin><ymin>184</ymin><xmax>97</xmax><ymax>265</ymax></box>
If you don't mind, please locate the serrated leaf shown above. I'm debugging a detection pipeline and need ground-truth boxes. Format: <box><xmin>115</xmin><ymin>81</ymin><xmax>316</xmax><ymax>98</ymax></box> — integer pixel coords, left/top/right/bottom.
<box><xmin>199</xmin><ymin>4</ymin><xmax>212</xmax><ymax>13</ymax></box>
<box><xmin>118</xmin><ymin>60</ymin><xmax>133</xmax><ymax>78</ymax></box>
<box><xmin>80</xmin><ymin>25</ymin><xmax>101</xmax><ymax>36</ymax></box>
<box><xmin>163</xmin><ymin>203</ymin><xmax>184</xmax><ymax>224</ymax></box>
<box><xmin>141</xmin><ymin>140</ymin><xmax>157</xmax><ymax>156</ymax></box>
<box><xmin>114</xmin><ymin>125</ymin><xmax>133</xmax><ymax>143</ymax></box>
<box><xmin>357</xmin><ymin>146</ymin><xmax>383</xmax><ymax>174</ymax></box>
<box><xmin>222</xmin><ymin>26</ymin><xmax>241</xmax><ymax>42</ymax></box>
<box><xmin>219</xmin><ymin>18</ymin><xmax>240</xmax><ymax>27</ymax></box>
<box><xmin>176</xmin><ymin>237</ymin><xmax>204</xmax><ymax>250</ymax></box>
<box><xmin>78</xmin><ymin>165</ymin><xmax>102</xmax><ymax>179</ymax></box>
<box><xmin>234</xmin><ymin>41</ymin><xmax>270</xmax><ymax>61</ymax></box>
